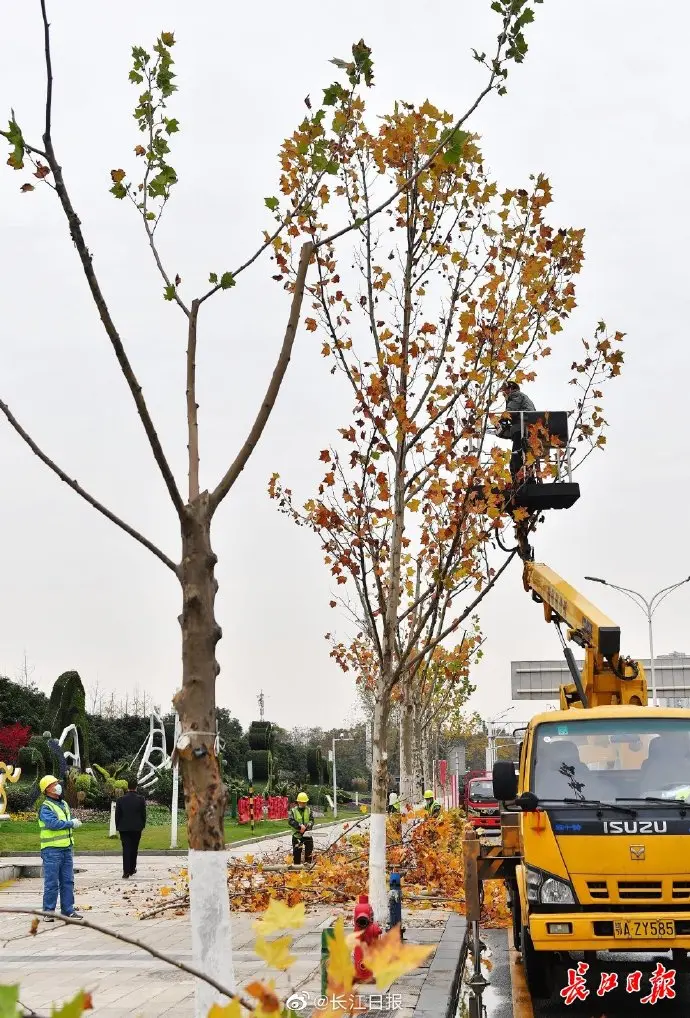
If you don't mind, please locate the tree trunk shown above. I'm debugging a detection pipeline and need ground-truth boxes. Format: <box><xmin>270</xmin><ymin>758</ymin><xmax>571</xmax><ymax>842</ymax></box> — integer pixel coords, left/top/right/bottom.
<box><xmin>399</xmin><ymin>676</ymin><xmax>416</xmax><ymax>843</ymax></box>
<box><xmin>421</xmin><ymin>724</ymin><xmax>432</xmax><ymax>792</ymax></box>
<box><xmin>413</xmin><ymin>705</ymin><xmax>423</xmax><ymax>800</ymax></box>
<box><xmin>173</xmin><ymin>496</ymin><xmax>235</xmax><ymax>1015</ymax></box>
<box><xmin>368</xmin><ymin>686</ymin><xmax>390</xmax><ymax>923</ymax></box>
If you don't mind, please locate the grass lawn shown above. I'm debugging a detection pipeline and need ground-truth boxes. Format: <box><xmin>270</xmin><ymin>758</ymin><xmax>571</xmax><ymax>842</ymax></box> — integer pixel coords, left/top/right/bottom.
<box><xmin>0</xmin><ymin>810</ymin><xmax>365</xmax><ymax>854</ymax></box>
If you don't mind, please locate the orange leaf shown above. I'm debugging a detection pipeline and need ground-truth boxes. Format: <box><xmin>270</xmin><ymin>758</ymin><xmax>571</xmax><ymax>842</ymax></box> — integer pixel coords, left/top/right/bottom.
<box><xmin>245</xmin><ymin>980</ymin><xmax>281</xmax><ymax>1014</ymax></box>
<box><xmin>110</xmin><ymin>168</ymin><xmax>126</xmax><ymax>183</ymax></box>
<box><xmin>305</xmin><ymin>317</ymin><xmax>318</xmax><ymax>332</ymax></box>
<box><xmin>362</xmin><ymin>927</ymin><xmax>434</xmax><ymax>988</ymax></box>
<box><xmin>319</xmin><ymin>450</ymin><xmax>331</xmax><ymax>462</ymax></box>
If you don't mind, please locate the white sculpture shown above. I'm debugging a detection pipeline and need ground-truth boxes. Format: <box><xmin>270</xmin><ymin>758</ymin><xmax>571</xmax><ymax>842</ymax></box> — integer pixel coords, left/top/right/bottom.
<box><xmin>132</xmin><ymin>713</ymin><xmax>171</xmax><ymax>791</ymax></box>
<box><xmin>58</xmin><ymin>724</ymin><xmax>81</xmax><ymax>772</ymax></box>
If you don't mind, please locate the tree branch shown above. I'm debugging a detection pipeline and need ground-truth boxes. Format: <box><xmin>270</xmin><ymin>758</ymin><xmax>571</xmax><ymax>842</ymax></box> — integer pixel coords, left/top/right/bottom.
<box><xmin>186</xmin><ymin>298</ymin><xmax>200</xmax><ymax>501</ymax></box>
<box><xmin>209</xmin><ymin>240</ymin><xmax>314</xmax><ymax>511</ymax></box>
<box><xmin>0</xmin><ymin>907</ymin><xmax>252</xmax><ymax>1010</ymax></box>
<box><xmin>0</xmin><ymin>398</ymin><xmax>177</xmax><ymax>573</ymax></box>
<box><xmin>38</xmin><ymin>0</ymin><xmax>185</xmax><ymax>521</ymax></box>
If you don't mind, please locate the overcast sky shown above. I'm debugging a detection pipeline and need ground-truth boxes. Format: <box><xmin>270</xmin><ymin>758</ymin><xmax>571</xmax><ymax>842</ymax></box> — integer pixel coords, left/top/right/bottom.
<box><xmin>1</xmin><ymin>1</ymin><xmax>688</xmax><ymax>732</ymax></box>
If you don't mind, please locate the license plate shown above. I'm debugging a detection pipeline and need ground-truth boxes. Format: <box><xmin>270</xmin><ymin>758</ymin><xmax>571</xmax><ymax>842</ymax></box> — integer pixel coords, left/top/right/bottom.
<box><xmin>613</xmin><ymin>919</ymin><xmax>675</xmax><ymax>939</ymax></box>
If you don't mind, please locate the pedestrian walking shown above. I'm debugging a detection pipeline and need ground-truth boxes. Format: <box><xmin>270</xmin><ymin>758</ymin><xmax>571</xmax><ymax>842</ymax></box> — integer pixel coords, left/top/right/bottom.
<box><xmin>38</xmin><ymin>774</ymin><xmax>83</xmax><ymax>922</ymax></box>
<box><xmin>115</xmin><ymin>775</ymin><xmax>147</xmax><ymax>878</ymax></box>
<box><xmin>288</xmin><ymin>792</ymin><xmax>314</xmax><ymax>865</ymax></box>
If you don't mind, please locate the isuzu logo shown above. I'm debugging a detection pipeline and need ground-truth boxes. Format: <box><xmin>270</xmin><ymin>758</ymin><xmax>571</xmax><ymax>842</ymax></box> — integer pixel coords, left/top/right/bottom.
<box><xmin>603</xmin><ymin>820</ymin><xmax>667</xmax><ymax>835</ymax></box>
<box><xmin>630</xmin><ymin>845</ymin><xmax>645</xmax><ymax>860</ymax></box>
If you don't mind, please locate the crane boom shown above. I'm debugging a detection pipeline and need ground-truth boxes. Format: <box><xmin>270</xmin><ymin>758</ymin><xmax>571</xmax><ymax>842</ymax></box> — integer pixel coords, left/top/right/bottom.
<box><xmin>522</xmin><ymin>561</ymin><xmax>647</xmax><ymax>710</ymax></box>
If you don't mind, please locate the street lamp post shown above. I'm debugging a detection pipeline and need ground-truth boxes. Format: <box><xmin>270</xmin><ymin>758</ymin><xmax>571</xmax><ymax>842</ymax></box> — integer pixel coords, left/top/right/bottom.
<box><xmin>485</xmin><ymin>707</ymin><xmax>515</xmax><ymax>770</ymax></box>
<box><xmin>331</xmin><ymin>732</ymin><xmax>353</xmax><ymax>819</ymax></box>
<box><xmin>585</xmin><ymin>574</ymin><xmax>690</xmax><ymax>707</ymax></box>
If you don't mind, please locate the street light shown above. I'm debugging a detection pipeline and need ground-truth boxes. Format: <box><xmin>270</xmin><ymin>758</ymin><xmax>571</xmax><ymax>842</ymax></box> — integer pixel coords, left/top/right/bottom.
<box><xmin>331</xmin><ymin>732</ymin><xmax>353</xmax><ymax>819</ymax></box>
<box><xmin>485</xmin><ymin>707</ymin><xmax>515</xmax><ymax>769</ymax></box>
<box><xmin>585</xmin><ymin>574</ymin><xmax>690</xmax><ymax>707</ymax></box>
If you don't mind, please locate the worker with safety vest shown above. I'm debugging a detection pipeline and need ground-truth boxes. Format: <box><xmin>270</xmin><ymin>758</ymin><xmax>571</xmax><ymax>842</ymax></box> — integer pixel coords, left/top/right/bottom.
<box><xmin>38</xmin><ymin>774</ymin><xmax>83</xmax><ymax>921</ymax></box>
<box><xmin>423</xmin><ymin>790</ymin><xmax>442</xmax><ymax>818</ymax></box>
<box><xmin>388</xmin><ymin>792</ymin><xmax>401</xmax><ymax>814</ymax></box>
<box><xmin>288</xmin><ymin>792</ymin><xmax>314</xmax><ymax>865</ymax></box>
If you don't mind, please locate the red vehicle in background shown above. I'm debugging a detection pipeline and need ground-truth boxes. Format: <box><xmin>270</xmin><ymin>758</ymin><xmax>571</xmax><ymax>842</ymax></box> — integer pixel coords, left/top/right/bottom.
<box><xmin>465</xmin><ymin>774</ymin><xmax>501</xmax><ymax>835</ymax></box>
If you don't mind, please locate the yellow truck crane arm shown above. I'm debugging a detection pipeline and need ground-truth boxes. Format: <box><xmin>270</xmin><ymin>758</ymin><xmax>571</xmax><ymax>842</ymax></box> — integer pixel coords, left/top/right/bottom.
<box><xmin>522</xmin><ymin>561</ymin><xmax>647</xmax><ymax>710</ymax></box>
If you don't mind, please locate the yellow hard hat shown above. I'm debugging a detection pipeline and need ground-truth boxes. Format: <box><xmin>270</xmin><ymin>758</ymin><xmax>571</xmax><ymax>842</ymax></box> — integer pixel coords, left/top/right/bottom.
<box><xmin>423</xmin><ymin>790</ymin><xmax>434</xmax><ymax>799</ymax></box>
<box><xmin>39</xmin><ymin>775</ymin><xmax>59</xmax><ymax>794</ymax></box>
<box><xmin>297</xmin><ymin>792</ymin><xmax>309</xmax><ymax>803</ymax></box>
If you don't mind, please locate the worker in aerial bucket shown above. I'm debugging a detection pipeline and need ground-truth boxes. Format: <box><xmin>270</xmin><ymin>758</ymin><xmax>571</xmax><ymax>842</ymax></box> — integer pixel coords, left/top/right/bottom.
<box><xmin>498</xmin><ymin>380</ymin><xmax>536</xmax><ymax>483</ymax></box>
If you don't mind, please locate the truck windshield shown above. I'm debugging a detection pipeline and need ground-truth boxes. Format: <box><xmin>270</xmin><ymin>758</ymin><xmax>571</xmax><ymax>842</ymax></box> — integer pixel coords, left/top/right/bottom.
<box><xmin>532</xmin><ymin>718</ymin><xmax>690</xmax><ymax>803</ymax></box>
<box><xmin>469</xmin><ymin>780</ymin><xmax>494</xmax><ymax>802</ymax></box>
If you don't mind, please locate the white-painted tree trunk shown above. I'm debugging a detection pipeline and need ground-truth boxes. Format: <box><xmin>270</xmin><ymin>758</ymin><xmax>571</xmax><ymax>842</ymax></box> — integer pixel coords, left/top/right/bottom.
<box><xmin>109</xmin><ymin>801</ymin><xmax>117</xmax><ymax>838</ymax></box>
<box><xmin>368</xmin><ymin>693</ymin><xmax>389</xmax><ymax>924</ymax></box>
<box><xmin>189</xmin><ymin>849</ymin><xmax>235</xmax><ymax>1017</ymax></box>
<box><xmin>368</xmin><ymin>812</ymin><xmax>388</xmax><ymax>924</ymax></box>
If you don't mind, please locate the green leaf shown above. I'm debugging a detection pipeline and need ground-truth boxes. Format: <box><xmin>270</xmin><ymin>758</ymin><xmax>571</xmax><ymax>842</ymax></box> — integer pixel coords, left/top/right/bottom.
<box><xmin>163</xmin><ymin>284</ymin><xmax>176</xmax><ymax>301</ymax></box>
<box><xmin>441</xmin><ymin>128</ymin><xmax>469</xmax><ymax>166</ymax></box>
<box><xmin>110</xmin><ymin>182</ymin><xmax>128</xmax><ymax>199</ymax></box>
<box><xmin>51</xmin><ymin>991</ymin><xmax>87</xmax><ymax>1018</ymax></box>
<box><xmin>209</xmin><ymin>272</ymin><xmax>218</xmax><ymax>284</ymax></box>
<box><xmin>145</xmin><ymin>211</ymin><xmax>156</xmax><ymax>221</ymax></box>
<box><xmin>160</xmin><ymin>31</ymin><xmax>175</xmax><ymax>47</ymax></box>
<box><xmin>0</xmin><ymin>114</ymin><xmax>26</xmax><ymax>170</ymax></box>
<box><xmin>265</xmin><ymin>196</ymin><xmax>280</xmax><ymax>212</ymax></box>
<box><xmin>164</xmin><ymin>118</ymin><xmax>180</xmax><ymax>134</ymax></box>
<box><xmin>351</xmin><ymin>38</ymin><xmax>374</xmax><ymax>87</ymax></box>
<box><xmin>128</xmin><ymin>70</ymin><xmax>144</xmax><ymax>84</ymax></box>
<box><xmin>220</xmin><ymin>272</ymin><xmax>235</xmax><ymax>290</ymax></box>
<box><xmin>323</xmin><ymin>82</ymin><xmax>344</xmax><ymax>106</ymax></box>
<box><xmin>0</xmin><ymin>985</ymin><xmax>19</xmax><ymax>1018</ymax></box>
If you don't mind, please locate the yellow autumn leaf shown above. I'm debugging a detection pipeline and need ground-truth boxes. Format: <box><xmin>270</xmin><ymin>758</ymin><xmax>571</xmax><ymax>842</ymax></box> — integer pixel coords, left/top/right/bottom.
<box><xmin>160</xmin><ymin>886</ymin><xmax>172</xmax><ymax>897</ymax></box>
<box><xmin>362</xmin><ymin>927</ymin><xmax>434</xmax><ymax>989</ymax></box>
<box><xmin>326</xmin><ymin>917</ymin><xmax>355</xmax><ymax>994</ymax></box>
<box><xmin>407</xmin><ymin>498</ymin><xmax>420</xmax><ymax>512</ymax></box>
<box><xmin>244</xmin><ymin>854</ymin><xmax>255</xmax><ymax>864</ymax></box>
<box><xmin>255</xmin><ymin>934</ymin><xmax>296</xmax><ymax>970</ymax></box>
<box><xmin>253</xmin><ymin>898</ymin><xmax>305</xmax><ymax>934</ymax></box>
<box><xmin>207</xmin><ymin>1000</ymin><xmax>242</xmax><ymax>1018</ymax></box>
<box><xmin>359</xmin><ymin>804</ymin><xmax>368</xmax><ymax>813</ymax></box>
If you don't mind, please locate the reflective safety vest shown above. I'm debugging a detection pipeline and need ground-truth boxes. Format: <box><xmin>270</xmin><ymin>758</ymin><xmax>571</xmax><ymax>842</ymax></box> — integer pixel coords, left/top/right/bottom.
<box><xmin>290</xmin><ymin>806</ymin><xmax>313</xmax><ymax>835</ymax></box>
<box><xmin>39</xmin><ymin>798</ymin><xmax>73</xmax><ymax>850</ymax></box>
<box><xmin>425</xmin><ymin>799</ymin><xmax>441</xmax><ymax>817</ymax></box>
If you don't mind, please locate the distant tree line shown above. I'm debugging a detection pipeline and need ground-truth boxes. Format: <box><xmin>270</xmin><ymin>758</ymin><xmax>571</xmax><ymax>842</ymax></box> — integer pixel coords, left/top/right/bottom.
<box><xmin>0</xmin><ymin>675</ymin><xmax>371</xmax><ymax>791</ymax></box>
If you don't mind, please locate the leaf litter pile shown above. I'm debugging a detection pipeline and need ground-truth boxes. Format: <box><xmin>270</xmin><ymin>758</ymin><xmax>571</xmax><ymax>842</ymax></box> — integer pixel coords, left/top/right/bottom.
<box><xmin>141</xmin><ymin>812</ymin><xmax>509</xmax><ymax>928</ymax></box>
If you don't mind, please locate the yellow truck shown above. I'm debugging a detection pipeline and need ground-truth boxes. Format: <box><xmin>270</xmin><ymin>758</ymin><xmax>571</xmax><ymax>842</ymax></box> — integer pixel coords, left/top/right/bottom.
<box><xmin>485</xmin><ymin>562</ymin><xmax>690</xmax><ymax>1000</ymax></box>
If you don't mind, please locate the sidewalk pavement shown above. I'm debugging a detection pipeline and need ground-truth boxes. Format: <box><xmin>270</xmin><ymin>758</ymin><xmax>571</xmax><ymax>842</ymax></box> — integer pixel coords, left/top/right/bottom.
<box><xmin>0</xmin><ymin>851</ymin><xmax>463</xmax><ymax>1017</ymax></box>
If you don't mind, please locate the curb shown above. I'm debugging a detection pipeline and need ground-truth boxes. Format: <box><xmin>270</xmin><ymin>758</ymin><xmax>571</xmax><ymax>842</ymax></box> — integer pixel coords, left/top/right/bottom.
<box><xmin>413</xmin><ymin>913</ymin><xmax>467</xmax><ymax>1018</ymax></box>
<box><xmin>0</xmin><ymin>815</ymin><xmax>364</xmax><ymax>859</ymax></box>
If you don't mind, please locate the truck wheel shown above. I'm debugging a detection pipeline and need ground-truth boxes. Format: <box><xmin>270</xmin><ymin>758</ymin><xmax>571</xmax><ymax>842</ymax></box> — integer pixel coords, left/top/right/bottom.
<box><xmin>520</xmin><ymin>924</ymin><xmax>553</xmax><ymax>1000</ymax></box>
<box><xmin>508</xmin><ymin>883</ymin><xmax>521</xmax><ymax>951</ymax></box>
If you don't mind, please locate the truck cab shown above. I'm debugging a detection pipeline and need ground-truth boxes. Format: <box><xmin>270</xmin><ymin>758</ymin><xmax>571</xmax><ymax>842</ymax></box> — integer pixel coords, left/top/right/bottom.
<box><xmin>494</xmin><ymin>705</ymin><xmax>690</xmax><ymax>998</ymax></box>
<box><xmin>466</xmin><ymin>776</ymin><xmax>501</xmax><ymax>835</ymax></box>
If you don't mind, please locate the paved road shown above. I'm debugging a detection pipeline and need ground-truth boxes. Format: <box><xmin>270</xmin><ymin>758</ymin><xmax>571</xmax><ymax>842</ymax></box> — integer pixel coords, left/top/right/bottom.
<box><xmin>460</xmin><ymin>928</ymin><xmax>689</xmax><ymax>1018</ymax></box>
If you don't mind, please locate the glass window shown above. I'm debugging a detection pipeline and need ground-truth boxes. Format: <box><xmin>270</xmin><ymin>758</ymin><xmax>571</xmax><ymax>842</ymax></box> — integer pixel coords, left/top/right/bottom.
<box><xmin>532</xmin><ymin>718</ymin><xmax>690</xmax><ymax>802</ymax></box>
<box><xmin>468</xmin><ymin>779</ymin><xmax>494</xmax><ymax>802</ymax></box>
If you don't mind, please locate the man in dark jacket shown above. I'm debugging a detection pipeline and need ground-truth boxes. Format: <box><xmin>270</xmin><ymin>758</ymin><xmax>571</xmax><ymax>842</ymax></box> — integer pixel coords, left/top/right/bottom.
<box><xmin>499</xmin><ymin>381</ymin><xmax>536</xmax><ymax>482</ymax></box>
<box><xmin>115</xmin><ymin>776</ymin><xmax>146</xmax><ymax>878</ymax></box>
